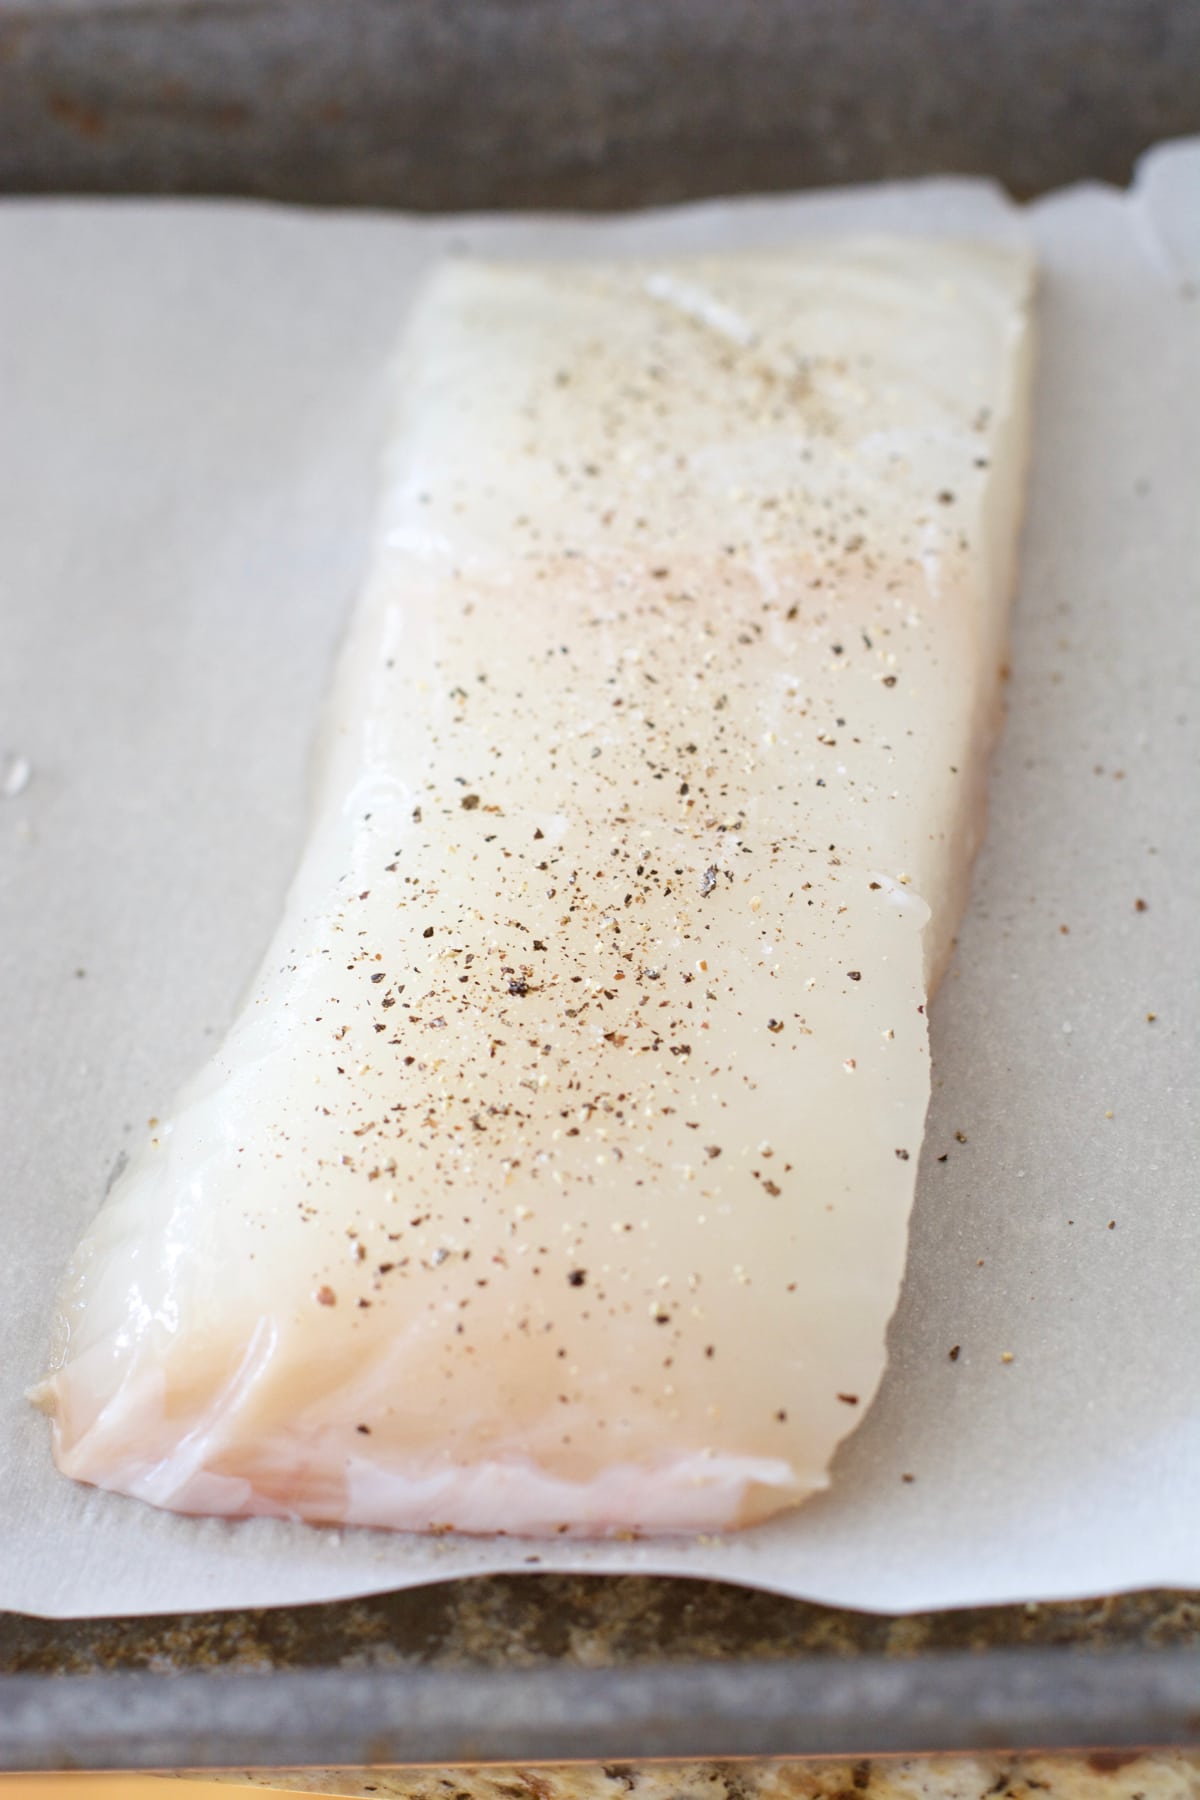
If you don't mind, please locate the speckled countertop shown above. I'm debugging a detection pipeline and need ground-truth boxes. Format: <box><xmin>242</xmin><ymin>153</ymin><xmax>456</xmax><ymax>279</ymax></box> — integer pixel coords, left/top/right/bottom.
<box><xmin>184</xmin><ymin>1753</ymin><xmax>1200</xmax><ymax>1799</ymax></box>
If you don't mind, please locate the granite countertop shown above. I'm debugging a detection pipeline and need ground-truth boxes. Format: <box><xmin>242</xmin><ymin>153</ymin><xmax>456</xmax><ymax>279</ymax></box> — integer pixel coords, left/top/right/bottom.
<box><xmin>186</xmin><ymin>1752</ymin><xmax>1200</xmax><ymax>1799</ymax></box>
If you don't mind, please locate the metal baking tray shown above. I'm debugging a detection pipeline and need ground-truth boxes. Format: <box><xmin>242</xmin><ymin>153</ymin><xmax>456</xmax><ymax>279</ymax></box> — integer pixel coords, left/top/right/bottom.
<box><xmin>5</xmin><ymin>1579</ymin><xmax>1200</xmax><ymax>1771</ymax></box>
<box><xmin>3</xmin><ymin>0</ymin><xmax>1199</xmax><ymax>1775</ymax></box>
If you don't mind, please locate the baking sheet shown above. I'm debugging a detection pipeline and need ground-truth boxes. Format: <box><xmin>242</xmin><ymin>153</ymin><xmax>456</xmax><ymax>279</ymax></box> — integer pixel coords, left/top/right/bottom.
<box><xmin>1</xmin><ymin>144</ymin><xmax>1197</xmax><ymax>1620</ymax></box>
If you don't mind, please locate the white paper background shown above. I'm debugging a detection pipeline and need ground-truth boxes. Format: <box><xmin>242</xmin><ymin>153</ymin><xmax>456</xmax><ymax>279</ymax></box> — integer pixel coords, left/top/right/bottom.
<box><xmin>1</xmin><ymin>144</ymin><xmax>1197</xmax><ymax>1620</ymax></box>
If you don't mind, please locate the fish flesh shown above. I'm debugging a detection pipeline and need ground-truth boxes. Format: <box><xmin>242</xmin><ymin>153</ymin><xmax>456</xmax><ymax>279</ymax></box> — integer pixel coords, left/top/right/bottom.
<box><xmin>37</xmin><ymin>238</ymin><xmax>1033</xmax><ymax>1534</ymax></box>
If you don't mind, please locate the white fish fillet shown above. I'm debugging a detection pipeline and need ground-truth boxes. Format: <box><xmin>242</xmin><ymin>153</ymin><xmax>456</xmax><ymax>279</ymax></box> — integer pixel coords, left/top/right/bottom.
<box><xmin>38</xmin><ymin>239</ymin><xmax>1033</xmax><ymax>1535</ymax></box>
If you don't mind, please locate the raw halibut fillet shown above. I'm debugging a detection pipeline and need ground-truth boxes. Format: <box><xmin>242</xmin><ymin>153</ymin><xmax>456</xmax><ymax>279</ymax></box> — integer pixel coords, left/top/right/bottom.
<box><xmin>40</xmin><ymin>240</ymin><xmax>1033</xmax><ymax>1535</ymax></box>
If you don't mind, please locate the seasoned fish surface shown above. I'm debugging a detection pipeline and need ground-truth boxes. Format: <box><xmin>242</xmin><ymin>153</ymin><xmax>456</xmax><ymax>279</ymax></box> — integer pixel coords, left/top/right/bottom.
<box><xmin>40</xmin><ymin>241</ymin><xmax>1033</xmax><ymax>1534</ymax></box>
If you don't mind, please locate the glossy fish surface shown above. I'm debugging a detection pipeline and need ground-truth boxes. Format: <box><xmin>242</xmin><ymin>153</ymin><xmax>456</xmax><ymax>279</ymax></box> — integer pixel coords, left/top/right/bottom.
<box><xmin>39</xmin><ymin>240</ymin><xmax>1033</xmax><ymax>1534</ymax></box>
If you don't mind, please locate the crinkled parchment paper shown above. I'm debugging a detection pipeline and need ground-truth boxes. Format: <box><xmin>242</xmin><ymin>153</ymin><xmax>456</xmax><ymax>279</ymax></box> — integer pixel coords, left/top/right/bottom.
<box><xmin>1</xmin><ymin>142</ymin><xmax>1196</xmax><ymax>1619</ymax></box>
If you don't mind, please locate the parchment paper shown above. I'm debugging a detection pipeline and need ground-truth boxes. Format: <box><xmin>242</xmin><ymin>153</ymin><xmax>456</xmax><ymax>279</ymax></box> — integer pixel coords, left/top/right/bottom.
<box><xmin>2</xmin><ymin>144</ymin><xmax>1197</xmax><ymax>1620</ymax></box>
